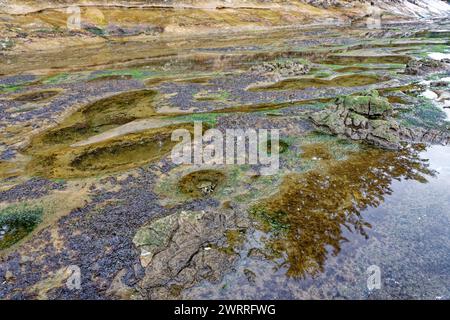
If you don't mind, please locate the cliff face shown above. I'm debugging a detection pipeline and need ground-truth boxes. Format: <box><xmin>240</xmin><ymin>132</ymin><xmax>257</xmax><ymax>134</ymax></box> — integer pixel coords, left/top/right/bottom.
<box><xmin>0</xmin><ymin>0</ymin><xmax>449</xmax><ymax>53</ymax></box>
<box><xmin>1</xmin><ymin>0</ymin><xmax>450</xmax><ymax>16</ymax></box>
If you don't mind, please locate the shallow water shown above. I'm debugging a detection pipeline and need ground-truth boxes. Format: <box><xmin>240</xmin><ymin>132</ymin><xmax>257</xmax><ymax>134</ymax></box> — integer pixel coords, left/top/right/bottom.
<box><xmin>185</xmin><ymin>145</ymin><xmax>450</xmax><ymax>299</ymax></box>
<box><xmin>250</xmin><ymin>74</ymin><xmax>387</xmax><ymax>91</ymax></box>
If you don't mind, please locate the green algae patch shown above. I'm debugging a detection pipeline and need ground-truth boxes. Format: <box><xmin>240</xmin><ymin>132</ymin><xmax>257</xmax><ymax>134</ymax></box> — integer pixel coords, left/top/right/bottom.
<box><xmin>42</xmin><ymin>73</ymin><xmax>74</xmax><ymax>85</ymax></box>
<box><xmin>336</xmin><ymin>90</ymin><xmax>392</xmax><ymax>117</ymax></box>
<box><xmin>12</xmin><ymin>89</ymin><xmax>61</xmax><ymax>103</ymax></box>
<box><xmin>249</xmin><ymin>74</ymin><xmax>386</xmax><ymax>91</ymax></box>
<box><xmin>178</xmin><ymin>170</ymin><xmax>226</xmax><ymax>198</ymax></box>
<box><xmin>169</xmin><ymin>112</ymin><xmax>224</xmax><ymax>127</ymax></box>
<box><xmin>26</xmin><ymin>89</ymin><xmax>159</xmax><ymax>153</ymax></box>
<box><xmin>87</xmin><ymin>74</ymin><xmax>133</xmax><ymax>82</ymax></box>
<box><xmin>249</xmin><ymin>144</ymin><xmax>434</xmax><ymax>278</ymax></box>
<box><xmin>0</xmin><ymin>205</ymin><xmax>43</xmax><ymax>250</ymax></box>
<box><xmin>194</xmin><ymin>90</ymin><xmax>231</xmax><ymax>102</ymax></box>
<box><xmin>42</xmin><ymin>70</ymin><xmax>152</xmax><ymax>85</ymax></box>
<box><xmin>398</xmin><ymin>97</ymin><xmax>449</xmax><ymax>130</ymax></box>
<box><xmin>26</xmin><ymin>123</ymin><xmax>194</xmax><ymax>179</ymax></box>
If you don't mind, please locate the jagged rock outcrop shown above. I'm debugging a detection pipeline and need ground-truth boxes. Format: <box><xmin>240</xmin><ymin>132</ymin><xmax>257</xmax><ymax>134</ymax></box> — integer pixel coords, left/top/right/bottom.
<box><xmin>310</xmin><ymin>91</ymin><xmax>450</xmax><ymax>149</ymax></box>
<box><xmin>405</xmin><ymin>58</ymin><xmax>448</xmax><ymax>76</ymax></box>
<box><xmin>250</xmin><ymin>60</ymin><xmax>310</xmax><ymax>79</ymax></box>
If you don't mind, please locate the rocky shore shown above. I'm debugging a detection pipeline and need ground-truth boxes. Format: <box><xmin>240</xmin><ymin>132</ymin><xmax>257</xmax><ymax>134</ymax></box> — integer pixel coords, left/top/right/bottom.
<box><xmin>1</xmin><ymin>0</ymin><xmax>450</xmax><ymax>300</ymax></box>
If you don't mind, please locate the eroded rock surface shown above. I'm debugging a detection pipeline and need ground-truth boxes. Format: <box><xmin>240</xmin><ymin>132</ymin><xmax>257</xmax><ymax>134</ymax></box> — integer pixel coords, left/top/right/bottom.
<box><xmin>250</xmin><ymin>60</ymin><xmax>310</xmax><ymax>79</ymax></box>
<box><xmin>133</xmin><ymin>208</ymin><xmax>248</xmax><ymax>299</ymax></box>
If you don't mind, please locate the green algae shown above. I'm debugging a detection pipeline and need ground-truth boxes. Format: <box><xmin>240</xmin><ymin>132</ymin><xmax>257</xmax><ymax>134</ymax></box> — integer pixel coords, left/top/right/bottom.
<box><xmin>399</xmin><ymin>98</ymin><xmax>449</xmax><ymax>130</ymax></box>
<box><xmin>0</xmin><ymin>205</ymin><xmax>43</xmax><ymax>250</ymax></box>
<box><xmin>334</xmin><ymin>63</ymin><xmax>404</xmax><ymax>73</ymax></box>
<box><xmin>336</xmin><ymin>90</ymin><xmax>392</xmax><ymax>116</ymax></box>
<box><xmin>41</xmin><ymin>69</ymin><xmax>152</xmax><ymax>86</ymax></box>
<box><xmin>133</xmin><ymin>213</ymin><xmax>178</xmax><ymax>257</ymax></box>
<box><xmin>194</xmin><ymin>90</ymin><xmax>231</xmax><ymax>102</ymax></box>
<box><xmin>415</xmin><ymin>31</ymin><xmax>450</xmax><ymax>39</ymax></box>
<box><xmin>0</xmin><ymin>84</ymin><xmax>25</xmax><ymax>93</ymax></box>
<box><xmin>42</xmin><ymin>73</ymin><xmax>72</xmax><ymax>85</ymax></box>
<box><xmin>169</xmin><ymin>112</ymin><xmax>224</xmax><ymax>127</ymax></box>
<box><xmin>213</xmin><ymin>97</ymin><xmax>332</xmax><ymax>114</ymax></box>
<box><xmin>250</xmin><ymin>74</ymin><xmax>386</xmax><ymax>91</ymax></box>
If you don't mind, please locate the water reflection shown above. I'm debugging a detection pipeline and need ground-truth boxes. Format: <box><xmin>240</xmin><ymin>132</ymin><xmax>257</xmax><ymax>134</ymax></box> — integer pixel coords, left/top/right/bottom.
<box><xmin>251</xmin><ymin>143</ymin><xmax>436</xmax><ymax>278</ymax></box>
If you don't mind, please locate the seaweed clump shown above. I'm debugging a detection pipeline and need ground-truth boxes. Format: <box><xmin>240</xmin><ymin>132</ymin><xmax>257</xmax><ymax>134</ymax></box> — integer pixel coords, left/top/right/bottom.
<box><xmin>0</xmin><ymin>205</ymin><xmax>43</xmax><ymax>250</ymax></box>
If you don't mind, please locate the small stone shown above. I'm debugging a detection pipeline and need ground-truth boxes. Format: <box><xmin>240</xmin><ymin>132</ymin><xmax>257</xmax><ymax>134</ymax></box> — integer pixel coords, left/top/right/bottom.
<box><xmin>244</xmin><ymin>269</ymin><xmax>257</xmax><ymax>284</ymax></box>
<box><xmin>4</xmin><ymin>271</ymin><xmax>14</xmax><ymax>281</ymax></box>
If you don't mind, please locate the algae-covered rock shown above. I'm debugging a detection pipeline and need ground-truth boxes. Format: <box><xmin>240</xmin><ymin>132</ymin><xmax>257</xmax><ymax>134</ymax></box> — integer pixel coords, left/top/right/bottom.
<box><xmin>311</xmin><ymin>90</ymin><xmax>450</xmax><ymax>149</ymax></box>
<box><xmin>311</xmin><ymin>90</ymin><xmax>400</xmax><ymax>149</ymax></box>
<box><xmin>336</xmin><ymin>90</ymin><xmax>392</xmax><ymax>117</ymax></box>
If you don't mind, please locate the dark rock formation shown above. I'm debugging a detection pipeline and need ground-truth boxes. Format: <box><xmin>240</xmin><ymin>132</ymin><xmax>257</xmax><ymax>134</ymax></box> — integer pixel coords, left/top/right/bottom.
<box><xmin>404</xmin><ymin>58</ymin><xmax>447</xmax><ymax>75</ymax></box>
